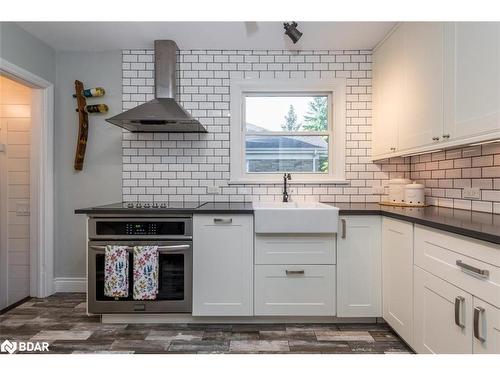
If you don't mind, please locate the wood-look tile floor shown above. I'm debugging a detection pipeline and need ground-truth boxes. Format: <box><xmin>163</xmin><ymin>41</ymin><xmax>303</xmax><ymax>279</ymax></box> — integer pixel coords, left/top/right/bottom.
<box><xmin>0</xmin><ymin>293</ymin><xmax>413</xmax><ymax>354</ymax></box>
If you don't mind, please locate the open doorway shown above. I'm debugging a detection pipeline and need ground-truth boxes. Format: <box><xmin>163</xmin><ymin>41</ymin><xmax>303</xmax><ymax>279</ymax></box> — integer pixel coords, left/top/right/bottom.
<box><xmin>0</xmin><ymin>75</ymin><xmax>32</xmax><ymax>310</ymax></box>
<box><xmin>0</xmin><ymin>60</ymin><xmax>54</xmax><ymax>312</ymax></box>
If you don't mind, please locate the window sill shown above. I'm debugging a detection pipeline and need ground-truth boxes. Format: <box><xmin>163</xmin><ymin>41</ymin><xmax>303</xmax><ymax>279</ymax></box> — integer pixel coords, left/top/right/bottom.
<box><xmin>228</xmin><ymin>179</ymin><xmax>349</xmax><ymax>185</ymax></box>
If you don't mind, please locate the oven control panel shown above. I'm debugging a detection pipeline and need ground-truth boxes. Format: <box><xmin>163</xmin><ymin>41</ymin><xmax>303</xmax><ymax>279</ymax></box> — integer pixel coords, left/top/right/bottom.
<box><xmin>125</xmin><ymin>223</ymin><xmax>158</xmax><ymax>236</ymax></box>
<box><xmin>91</xmin><ymin>219</ymin><xmax>191</xmax><ymax>238</ymax></box>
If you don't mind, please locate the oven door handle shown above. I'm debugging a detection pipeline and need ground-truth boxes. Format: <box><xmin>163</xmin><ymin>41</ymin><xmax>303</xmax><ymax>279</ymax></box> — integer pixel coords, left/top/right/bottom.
<box><xmin>90</xmin><ymin>244</ymin><xmax>191</xmax><ymax>253</ymax></box>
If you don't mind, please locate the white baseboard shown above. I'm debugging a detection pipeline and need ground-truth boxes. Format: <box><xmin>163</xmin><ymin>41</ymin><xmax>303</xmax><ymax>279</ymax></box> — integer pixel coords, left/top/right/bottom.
<box><xmin>53</xmin><ymin>277</ymin><xmax>86</xmax><ymax>293</ymax></box>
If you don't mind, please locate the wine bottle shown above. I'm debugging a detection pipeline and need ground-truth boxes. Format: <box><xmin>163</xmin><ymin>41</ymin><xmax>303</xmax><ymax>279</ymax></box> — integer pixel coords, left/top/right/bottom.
<box><xmin>73</xmin><ymin>87</ymin><xmax>105</xmax><ymax>98</ymax></box>
<box><xmin>83</xmin><ymin>87</ymin><xmax>105</xmax><ymax>97</ymax></box>
<box><xmin>85</xmin><ymin>104</ymin><xmax>109</xmax><ymax>113</ymax></box>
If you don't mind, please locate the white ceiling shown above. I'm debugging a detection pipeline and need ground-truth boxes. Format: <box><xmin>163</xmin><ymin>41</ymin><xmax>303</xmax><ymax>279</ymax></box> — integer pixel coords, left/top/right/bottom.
<box><xmin>17</xmin><ymin>22</ymin><xmax>395</xmax><ymax>51</ymax></box>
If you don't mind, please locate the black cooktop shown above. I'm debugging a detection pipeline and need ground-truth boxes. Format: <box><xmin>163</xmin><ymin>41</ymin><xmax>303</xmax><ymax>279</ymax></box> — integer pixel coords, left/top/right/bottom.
<box><xmin>87</xmin><ymin>201</ymin><xmax>205</xmax><ymax>210</ymax></box>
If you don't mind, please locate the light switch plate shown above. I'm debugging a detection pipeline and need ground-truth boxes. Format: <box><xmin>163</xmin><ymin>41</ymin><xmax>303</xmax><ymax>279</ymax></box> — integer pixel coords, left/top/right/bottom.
<box><xmin>16</xmin><ymin>202</ymin><xmax>30</xmax><ymax>216</ymax></box>
<box><xmin>463</xmin><ymin>187</ymin><xmax>481</xmax><ymax>200</ymax></box>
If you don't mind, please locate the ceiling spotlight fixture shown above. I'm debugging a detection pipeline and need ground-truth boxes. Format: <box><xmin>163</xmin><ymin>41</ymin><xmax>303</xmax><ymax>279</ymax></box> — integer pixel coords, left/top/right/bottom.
<box><xmin>284</xmin><ymin>22</ymin><xmax>302</xmax><ymax>44</ymax></box>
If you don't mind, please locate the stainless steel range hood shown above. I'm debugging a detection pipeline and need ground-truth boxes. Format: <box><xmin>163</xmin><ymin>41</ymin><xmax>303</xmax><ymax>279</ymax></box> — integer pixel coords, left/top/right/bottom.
<box><xmin>106</xmin><ymin>40</ymin><xmax>207</xmax><ymax>133</ymax></box>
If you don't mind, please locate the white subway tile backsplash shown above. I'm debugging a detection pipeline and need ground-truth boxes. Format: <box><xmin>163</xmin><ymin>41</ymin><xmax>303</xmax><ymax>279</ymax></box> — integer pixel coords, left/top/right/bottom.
<box><xmin>121</xmin><ymin>49</ymin><xmax>500</xmax><ymax>212</ymax></box>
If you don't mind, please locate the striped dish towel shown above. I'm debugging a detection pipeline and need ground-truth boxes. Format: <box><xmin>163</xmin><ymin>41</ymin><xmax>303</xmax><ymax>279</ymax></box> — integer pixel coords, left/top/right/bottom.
<box><xmin>104</xmin><ymin>245</ymin><xmax>129</xmax><ymax>298</ymax></box>
<box><xmin>133</xmin><ymin>246</ymin><xmax>159</xmax><ymax>300</ymax></box>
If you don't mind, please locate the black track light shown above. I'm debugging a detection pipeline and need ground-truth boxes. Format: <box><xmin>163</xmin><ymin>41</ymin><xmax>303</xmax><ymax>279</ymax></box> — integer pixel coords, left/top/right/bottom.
<box><xmin>284</xmin><ymin>22</ymin><xmax>303</xmax><ymax>44</ymax></box>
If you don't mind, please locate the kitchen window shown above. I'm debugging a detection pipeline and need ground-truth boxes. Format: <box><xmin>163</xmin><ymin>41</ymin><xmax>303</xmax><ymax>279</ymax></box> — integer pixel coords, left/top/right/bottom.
<box><xmin>230</xmin><ymin>79</ymin><xmax>346</xmax><ymax>183</ymax></box>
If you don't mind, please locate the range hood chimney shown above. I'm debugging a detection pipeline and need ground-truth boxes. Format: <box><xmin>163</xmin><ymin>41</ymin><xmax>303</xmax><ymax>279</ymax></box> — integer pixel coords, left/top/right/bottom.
<box><xmin>106</xmin><ymin>40</ymin><xmax>207</xmax><ymax>133</ymax></box>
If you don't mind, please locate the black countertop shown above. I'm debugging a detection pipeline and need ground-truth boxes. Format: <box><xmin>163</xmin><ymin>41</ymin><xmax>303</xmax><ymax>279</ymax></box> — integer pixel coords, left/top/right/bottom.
<box><xmin>74</xmin><ymin>201</ymin><xmax>254</xmax><ymax>215</ymax></box>
<box><xmin>330</xmin><ymin>203</ymin><xmax>500</xmax><ymax>245</ymax></box>
<box><xmin>75</xmin><ymin>201</ymin><xmax>500</xmax><ymax>245</ymax></box>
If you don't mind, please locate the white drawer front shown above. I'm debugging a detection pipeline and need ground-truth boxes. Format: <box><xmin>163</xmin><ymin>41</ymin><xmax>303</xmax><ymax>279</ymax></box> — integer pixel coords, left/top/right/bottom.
<box><xmin>254</xmin><ymin>265</ymin><xmax>336</xmax><ymax>316</ymax></box>
<box><xmin>415</xmin><ymin>225</ymin><xmax>500</xmax><ymax>308</ymax></box>
<box><xmin>255</xmin><ymin>234</ymin><xmax>336</xmax><ymax>265</ymax></box>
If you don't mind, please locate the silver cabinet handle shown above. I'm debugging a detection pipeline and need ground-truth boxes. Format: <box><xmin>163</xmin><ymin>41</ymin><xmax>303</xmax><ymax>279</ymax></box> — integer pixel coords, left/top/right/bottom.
<box><xmin>454</xmin><ymin>296</ymin><xmax>465</xmax><ymax>328</ymax></box>
<box><xmin>341</xmin><ymin>219</ymin><xmax>346</xmax><ymax>239</ymax></box>
<box><xmin>390</xmin><ymin>147</ymin><xmax>396</xmax><ymax>151</ymax></box>
<box><xmin>456</xmin><ymin>260</ymin><xmax>490</xmax><ymax>279</ymax></box>
<box><xmin>432</xmin><ymin>136</ymin><xmax>440</xmax><ymax>141</ymax></box>
<box><xmin>474</xmin><ymin>306</ymin><xmax>485</xmax><ymax>343</ymax></box>
<box><xmin>442</xmin><ymin>134</ymin><xmax>450</xmax><ymax>139</ymax></box>
<box><xmin>90</xmin><ymin>244</ymin><xmax>190</xmax><ymax>253</ymax></box>
<box><xmin>213</xmin><ymin>218</ymin><xmax>232</xmax><ymax>224</ymax></box>
<box><xmin>285</xmin><ymin>270</ymin><xmax>305</xmax><ymax>276</ymax></box>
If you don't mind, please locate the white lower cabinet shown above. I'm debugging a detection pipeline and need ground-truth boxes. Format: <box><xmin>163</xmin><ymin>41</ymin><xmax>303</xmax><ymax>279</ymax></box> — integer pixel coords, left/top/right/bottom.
<box><xmin>254</xmin><ymin>265</ymin><xmax>336</xmax><ymax>316</ymax></box>
<box><xmin>413</xmin><ymin>266</ymin><xmax>473</xmax><ymax>354</ymax></box>
<box><xmin>382</xmin><ymin>218</ymin><xmax>414</xmax><ymax>346</ymax></box>
<box><xmin>337</xmin><ymin>216</ymin><xmax>381</xmax><ymax>317</ymax></box>
<box><xmin>413</xmin><ymin>225</ymin><xmax>500</xmax><ymax>354</ymax></box>
<box><xmin>473</xmin><ymin>297</ymin><xmax>500</xmax><ymax>354</ymax></box>
<box><xmin>192</xmin><ymin>214</ymin><xmax>253</xmax><ymax>316</ymax></box>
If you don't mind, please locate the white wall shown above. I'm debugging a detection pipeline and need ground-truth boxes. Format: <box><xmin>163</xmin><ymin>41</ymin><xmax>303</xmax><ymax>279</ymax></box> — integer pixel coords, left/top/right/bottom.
<box><xmin>54</xmin><ymin>51</ymin><xmax>122</xmax><ymax>280</ymax></box>
<box><xmin>0</xmin><ymin>22</ymin><xmax>56</xmax><ymax>84</ymax></box>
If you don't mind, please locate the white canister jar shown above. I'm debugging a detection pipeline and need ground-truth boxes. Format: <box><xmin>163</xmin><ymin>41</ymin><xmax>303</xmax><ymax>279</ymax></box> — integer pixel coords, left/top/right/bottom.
<box><xmin>405</xmin><ymin>182</ymin><xmax>425</xmax><ymax>205</ymax></box>
<box><xmin>388</xmin><ymin>178</ymin><xmax>411</xmax><ymax>203</ymax></box>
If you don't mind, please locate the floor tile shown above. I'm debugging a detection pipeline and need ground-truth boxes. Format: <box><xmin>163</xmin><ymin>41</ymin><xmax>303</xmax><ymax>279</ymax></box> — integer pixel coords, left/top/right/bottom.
<box><xmin>146</xmin><ymin>330</ymin><xmax>204</xmax><ymax>341</ymax></box>
<box><xmin>229</xmin><ymin>340</ymin><xmax>289</xmax><ymax>352</ymax></box>
<box><xmin>31</xmin><ymin>330</ymin><xmax>93</xmax><ymax>341</ymax></box>
<box><xmin>315</xmin><ymin>330</ymin><xmax>375</xmax><ymax>342</ymax></box>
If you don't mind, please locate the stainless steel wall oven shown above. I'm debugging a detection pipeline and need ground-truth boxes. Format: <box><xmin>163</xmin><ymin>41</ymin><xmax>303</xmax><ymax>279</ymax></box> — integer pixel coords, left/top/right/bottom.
<box><xmin>87</xmin><ymin>217</ymin><xmax>192</xmax><ymax>314</ymax></box>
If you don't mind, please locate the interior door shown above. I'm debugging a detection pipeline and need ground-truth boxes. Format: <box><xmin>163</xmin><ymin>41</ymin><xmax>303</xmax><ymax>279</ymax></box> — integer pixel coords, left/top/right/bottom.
<box><xmin>413</xmin><ymin>266</ymin><xmax>473</xmax><ymax>354</ymax></box>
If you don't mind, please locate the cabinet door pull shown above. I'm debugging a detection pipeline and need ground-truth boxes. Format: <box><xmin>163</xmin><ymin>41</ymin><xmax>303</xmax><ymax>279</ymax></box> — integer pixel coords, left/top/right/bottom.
<box><xmin>456</xmin><ymin>260</ymin><xmax>490</xmax><ymax>279</ymax></box>
<box><xmin>432</xmin><ymin>136</ymin><xmax>440</xmax><ymax>141</ymax></box>
<box><xmin>454</xmin><ymin>296</ymin><xmax>465</xmax><ymax>328</ymax></box>
<box><xmin>474</xmin><ymin>306</ymin><xmax>485</xmax><ymax>343</ymax></box>
<box><xmin>442</xmin><ymin>134</ymin><xmax>450</xmax><ymax>139</ymax></box>
<box><xmin>341</xmin><ymin>219</ymin><xmax>346</xmax><ymax>239</ymax></box>
<box><xmin>285</xmin><ymin>270</ymin><xmax>305</xmax><ymax>276</ymax></box>
<box><xmin>213</xmin><ymin>218</ymin><xmax>232</xmax><ymax>224</ymax></box>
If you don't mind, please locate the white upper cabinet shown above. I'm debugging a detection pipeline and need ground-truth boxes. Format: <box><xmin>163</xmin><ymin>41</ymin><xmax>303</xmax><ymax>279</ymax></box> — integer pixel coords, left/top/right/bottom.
<box><xmin>372</xmin><ymin>27</ymin><xmax>403</xmax><ymax>156</ymax></box>
<box><xmin>372</xmin><ymin>22</ymin><xmax>500</xmax><ymax>160</ymax></box>
<box><xmin>337</xmin><ymin>216</ymin><xmax>382</xmax><ymax>317</ymax></box>
<box><xmin>398</xmin><ymin>22</ymin><xmax>445</xmax><ymax>151</ymax></box>
<box><xmin>444</xmin><ymin>22</ymin><xmax>500</xmax><ymax>141</ymax></box>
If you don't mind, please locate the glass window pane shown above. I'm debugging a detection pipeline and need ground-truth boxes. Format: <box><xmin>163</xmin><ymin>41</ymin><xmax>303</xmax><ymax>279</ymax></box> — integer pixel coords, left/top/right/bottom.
<box><xmin>245</xmin><ymin>96</ymin><xmax>328</xmax><ymax>132</ymax></box>
<box><xmin>245</xmin><ymin>135</ymin><xmax>329</xmax><ymax>173</ymax></box>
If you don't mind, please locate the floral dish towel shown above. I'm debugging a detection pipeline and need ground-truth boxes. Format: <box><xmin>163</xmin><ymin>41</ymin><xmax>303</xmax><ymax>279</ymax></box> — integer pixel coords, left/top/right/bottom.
<box><xmin>104</xmin><ymin>245</ymin><xmax>129</xmax><ymax>298</ymax></box>
<box><xmin>133</xmin><ymin>246</ymin><xmax>159</xmax><ymax>300</ymax></box>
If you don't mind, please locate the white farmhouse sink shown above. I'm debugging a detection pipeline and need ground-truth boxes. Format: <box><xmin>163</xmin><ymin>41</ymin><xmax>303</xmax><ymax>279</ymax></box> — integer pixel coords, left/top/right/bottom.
<box><xmin>253</xmin><ymin>201</ymin><xmax>339</xmax><ymax>234</ymax></box>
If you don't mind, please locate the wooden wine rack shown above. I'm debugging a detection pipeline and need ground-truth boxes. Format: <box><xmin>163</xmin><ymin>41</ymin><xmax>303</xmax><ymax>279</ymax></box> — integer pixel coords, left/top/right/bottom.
<box><xmin>73</xmin><ymin>80</ymin><xmax>89</xmax><ymax>171</ymax></box>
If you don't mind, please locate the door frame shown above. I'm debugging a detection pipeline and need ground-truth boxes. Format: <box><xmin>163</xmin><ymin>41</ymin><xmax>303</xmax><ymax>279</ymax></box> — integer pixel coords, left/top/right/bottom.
<box><xmin>0</xmin><ymin>58</ymin><xmax>55</xmax><ymax>299</ymax></box>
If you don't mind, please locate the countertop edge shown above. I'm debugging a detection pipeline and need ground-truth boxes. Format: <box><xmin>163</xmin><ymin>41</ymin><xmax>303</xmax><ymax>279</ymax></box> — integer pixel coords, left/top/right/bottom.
<box><xmin>75</xmin><ymin>205</ymin><xmax>500</xmax><ymax>246</ymax></box>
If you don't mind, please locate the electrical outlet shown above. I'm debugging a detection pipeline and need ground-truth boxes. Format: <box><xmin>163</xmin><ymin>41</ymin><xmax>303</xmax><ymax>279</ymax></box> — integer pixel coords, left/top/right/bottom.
<box><xmin>207</xmin><ymin>186</ymin><xmax>221</xmax><ymax>194</ymax></box>
<box><xmin>463</xmin><ymin>187</ymin><xmax>481</xmax><ymax>200</ymax></box>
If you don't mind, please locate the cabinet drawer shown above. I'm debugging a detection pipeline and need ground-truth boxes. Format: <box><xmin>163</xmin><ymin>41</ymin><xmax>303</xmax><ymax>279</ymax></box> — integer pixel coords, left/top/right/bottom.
<box><xmin>193</xmin><ymin>213</ymin><xmax>251</xmax><ymax>227</ymax></box>
<box><xmin>255</xmin><ymin>234</ymin><xmax>335</xmax><ymax>265</ymax></box>
<box><xmin>414</xmin><ymin>225</ymin><xmax>500</xmax><ymax>308</ymax></box>
<box><xmin>254</xmin><ymin>265</ymin><xmax>336</xmax><ymax>316</ymax></box>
